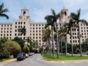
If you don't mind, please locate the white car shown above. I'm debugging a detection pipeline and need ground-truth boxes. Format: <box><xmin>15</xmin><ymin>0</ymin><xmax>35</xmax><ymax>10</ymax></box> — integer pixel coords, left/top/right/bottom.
<box><xmin>25</xmin><ymin>53</ymin><xmax>28</xmax><ymax>58</ymax></box>
<box><xmin>29</xmin><ymin>52</ymin><xmax>35</xmax><ymax>56</ymax></box>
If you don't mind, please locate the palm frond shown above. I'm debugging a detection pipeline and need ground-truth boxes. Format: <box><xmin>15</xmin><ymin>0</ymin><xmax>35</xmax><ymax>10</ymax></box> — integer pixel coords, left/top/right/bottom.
<box><xmin>77</xmin><ymin>9</ymin><xmax>81</xmax><ymax>19</ymax></box>
<box><xmin>0</xmin><ymin>9</ymin><xmax>8</xmax><ymax>13</ymax></box>
<box><xmin>0</xmin><ymin>3</ymin><xmax>4</xmax><ymax>10</ymax></box>
<box><xmin>51</xmin><ymin>9</ymin><xmax>56</xmax><ymax>17</ymax></box>
<box><xmin>0</xmin><ymin>14</ymin><xmax>9</xmax><ymax>19</ymax></box>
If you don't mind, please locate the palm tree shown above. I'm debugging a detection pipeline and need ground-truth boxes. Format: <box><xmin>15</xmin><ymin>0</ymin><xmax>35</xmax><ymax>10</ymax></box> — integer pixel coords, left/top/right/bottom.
<box><xmin>26</xmin><ymin>37</ymin><xmax>32</xmax><ymax>45</ymax></box>
<box><xmin>0</xmin><ymin>3</ymin><xmax>9</xmax><ymax>19</ymax></box>
<box><xmin>45</xmin><ymin>9</ymin><xmax>60</xmax><ymax>58</ymax></box>
<box><xmin>67</xmin><ymin>19</ymin><xmax>78</xmax><ymax>56</ymax></box>
<box><xmin>69</xmin><ymin>9</ymin><xmax>88</xmax><ymax>56</ymax></box>
<box><xmin>45</xmin><ymin>16</ymin><xmax>56</xmax><ymax>56</ymax></box>
<box><xmin>42</xmin><ymin>27</ymin><xmax>51</xmax><ymax>53</ymax></box>
<box><xmin>58</xmin><ymin>23</ymin><xmax>68</xmax><ymax>54</ymax></box>
<box><xmin>21</xmin><ymin>26</ymin><xmax>26</xmax><ymax>37</ymax></box>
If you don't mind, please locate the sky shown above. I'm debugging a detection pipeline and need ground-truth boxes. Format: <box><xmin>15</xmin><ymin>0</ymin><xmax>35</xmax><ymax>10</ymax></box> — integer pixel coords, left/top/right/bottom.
<box><xmin>0</xmin><ymin>0</ymin><xmax>88</xmax><ymax>23</ymax></box>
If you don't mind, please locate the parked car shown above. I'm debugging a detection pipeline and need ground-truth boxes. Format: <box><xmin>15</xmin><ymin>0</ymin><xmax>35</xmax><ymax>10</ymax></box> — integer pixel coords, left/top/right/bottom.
<box><xmin>25</xmin><ymin>53</ymin><xmax>28</xmax><ymax>58</ymax></box>
<box><xmin>29</xmin><ymin>52</ymin><xmax>35</xmax><ymax>56</ymax></box>
<box><xmin>17</xmin><ymin>52</ymin><xmax>25</xmax><ymax>61</ymax></box>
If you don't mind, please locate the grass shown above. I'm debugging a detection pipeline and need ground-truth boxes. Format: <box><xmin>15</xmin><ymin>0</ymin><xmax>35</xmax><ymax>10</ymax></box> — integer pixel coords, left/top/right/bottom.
<box><xmin>42</xmin><ymin>53</ymin><xmax>88</xmax><ymax>61</ymax></box>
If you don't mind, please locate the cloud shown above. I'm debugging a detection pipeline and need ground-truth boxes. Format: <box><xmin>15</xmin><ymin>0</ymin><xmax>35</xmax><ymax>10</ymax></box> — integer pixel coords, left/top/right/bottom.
<box><xmin>0</xmin><ymin>0</ymin><xmax>88</xmax><ymax>22</ymax></box>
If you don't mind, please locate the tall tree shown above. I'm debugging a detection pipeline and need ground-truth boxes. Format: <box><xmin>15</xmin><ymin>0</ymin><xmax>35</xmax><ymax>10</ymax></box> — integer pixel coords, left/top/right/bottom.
<box><xmin>26</xmin><ymin>37</ymin><xmax>32</xmax><ymax>45</ymax></box>
<box><xmin>0</xmin><ymin>3</ymin><xmax>9</xmax><ymax>19</ymax></box>
<box><xmin>45</xmin><ymin>16</ymin><xmax>56</xmax><ymax>56</ymax></box>
<box><xmin>45</xmin><ymin>9</ymin><xmax>61</xmax><ymax>58</ymax></box>
<box><xmin>67</xmin><ymin>20</ymin><xmax>76</xmax><ymax>56</ymax></box>
<box><xmin>42</xmin><ymin>27</ymin><xmax>51</xmax><ymax>53</ymax></box>
<box><xmin>69</xmin><ymin>9</ymin><xmax>88</xmax><ymax>56</ymax></box>
<box><xmin>58</xmin><ymin>24</ymin><xmax>67</xmax><ymax>54</ymax></box>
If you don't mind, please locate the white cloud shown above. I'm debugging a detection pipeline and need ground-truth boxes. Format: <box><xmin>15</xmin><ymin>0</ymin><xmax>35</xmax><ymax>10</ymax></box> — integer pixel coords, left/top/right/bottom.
<box><xmin>0</xmin><ymin>0</ymin><xmax>88</xmax><ymax>22</ymax></box>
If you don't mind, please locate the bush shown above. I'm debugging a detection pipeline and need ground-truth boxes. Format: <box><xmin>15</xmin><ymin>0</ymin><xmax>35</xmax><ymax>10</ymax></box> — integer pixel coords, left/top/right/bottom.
<box><xmin>3</xmin><ymin>40</ymin><xmax>21</xmax><ymax>58</ymax></box>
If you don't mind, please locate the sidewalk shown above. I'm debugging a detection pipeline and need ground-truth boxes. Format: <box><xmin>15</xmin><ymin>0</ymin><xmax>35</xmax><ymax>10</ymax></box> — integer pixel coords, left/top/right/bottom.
<box><xmin>0</xmin><ymin>58</ymin><xmax>16</xmax><ymax>66</ymax></box>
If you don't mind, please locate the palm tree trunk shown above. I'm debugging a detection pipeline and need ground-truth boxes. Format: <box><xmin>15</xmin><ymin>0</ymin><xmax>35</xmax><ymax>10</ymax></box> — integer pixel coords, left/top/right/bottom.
<box><xmin>61</xmin><ymin>39</ymin><xmax>62</xmax><ymax>54</ymax></box>
<box><xmin>78</xmin><ymin>23</ymin><xmax>82</xmax><ymax>56</ymax></box>
<box><xmin>71</xmin><ymin>28</ymin><xmax>73</xmax><ymax>56</ymax></box>
<box><xmin>52</xmin><ymin>30</ymin><xmax>54</xmax><ymax>56</ymax></box>
<box><xmin>56</xmin><ymin>23</ymin><xmax>59</xmax><ymax>58</ymax></box>
<box><xmin>65</xmin><ymin>34</ymin><xmax>67</xmax><ymax>55</ymax></box>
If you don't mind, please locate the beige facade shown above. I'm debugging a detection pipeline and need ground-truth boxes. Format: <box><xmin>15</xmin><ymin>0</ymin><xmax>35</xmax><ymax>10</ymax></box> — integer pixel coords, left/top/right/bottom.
<box><xmin>0</xmin><ymin>8</ymin><xmax>88</xmax><ymax>47</ymax></box>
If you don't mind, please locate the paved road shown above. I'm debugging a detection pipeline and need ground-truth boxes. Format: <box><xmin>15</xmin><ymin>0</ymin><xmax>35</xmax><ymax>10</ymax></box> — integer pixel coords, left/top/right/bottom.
<box><xmin>4</xmin><ymin>54</ymin><xmax>88</xmax><ymax>66</ymax></box>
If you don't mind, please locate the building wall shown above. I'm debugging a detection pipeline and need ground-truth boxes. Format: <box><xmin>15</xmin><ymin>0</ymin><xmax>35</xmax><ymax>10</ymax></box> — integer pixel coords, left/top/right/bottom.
<box><xmin>0</xmin><ymin>23</ymin><xmax>12</xmax><ymax>39</ymax></box>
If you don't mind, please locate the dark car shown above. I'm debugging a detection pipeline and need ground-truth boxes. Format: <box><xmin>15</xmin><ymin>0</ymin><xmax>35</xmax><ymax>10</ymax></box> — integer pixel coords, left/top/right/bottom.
<box><xmin>17</xmin><ymin>52</ymin><xmax>25</xmax><ymax>61</ymax></box>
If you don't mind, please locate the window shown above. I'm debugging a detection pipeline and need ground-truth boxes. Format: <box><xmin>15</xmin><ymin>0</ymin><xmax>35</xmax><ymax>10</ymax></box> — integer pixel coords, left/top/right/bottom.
<box><xmin>24</xmin><ymin>22</ymin><xmax>25</xmax><ymax>24</ymax></box>
<box><xmin>23</xmin><ymin>37</ymin><xmax>25</xmax><ymax>40</ymax></box>
<box><xmin>39</xmin><ymin>37</ymin><xmax>41</xmax><ymax>39</ymax></box>
<box><xmin>15</xmin><ymin>33</ymin><xmax>17</xmax><ymax>36</ymax></box>
<box><xmin>7</xmin><ymin>28</ymin><xmax>9</xmax><ymax>30</ymax></box>
<box><xmin>18</xmin><ymin>26</ymin><xmax>20</xmax><ymax>28</ymax></box>
<box><xmin>39</xmin><ymin>40</ymin><xmax>41</xmax><ymax>42</ymax></box>
<box><xmin>1</xmin><ymin>31</ymin><xmax>2</xmax><ymax>33</ymax></box>
<box><xmin>21</xmin><ymin>22</ymin><xmax>22</xmax><ymax>24</ymax></box>
<box><xmin>15</xmin><ymin>30</ymin><xmax>17</xmax><ymax>32</ymax></box>
<box><xmin>39</xmin><ymin>27</ymin><xmax>41</xmax><ymax>29</ymax></box>
<box><xmin>36</xmin><ymin>37</ymin><xmax>38</xmax><ymax>39</ymax></box>
<box><xmin>15</xmin><ymin>26</ymin><xmax>17</xmax><ymax>28</ymax></box>
<box><xmin>15</xmin><ymin>22</ymin><xmax>17</xmax><ymax>24</ymax></box>
<box><xmin>19</xmin><ymin>22</ymin><xmax>20</xmax><ymax>24</ymax></box>
<box><xmin>39</xmin><ymin>43</ymin><xmax>41</xmax><ymax>45</ymax></box>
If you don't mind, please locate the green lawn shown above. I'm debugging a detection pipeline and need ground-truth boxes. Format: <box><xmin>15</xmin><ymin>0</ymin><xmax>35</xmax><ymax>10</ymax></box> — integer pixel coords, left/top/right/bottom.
<box><xmin>42</xmin><ymin>53</ymin><xmax>88</xmax><ymax>61</ymax></box>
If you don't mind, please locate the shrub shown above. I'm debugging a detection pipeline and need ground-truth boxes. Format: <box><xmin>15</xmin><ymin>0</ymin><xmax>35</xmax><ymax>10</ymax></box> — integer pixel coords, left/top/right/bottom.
<box><xmin>3</xmin><ymin>40</ymin><xmax>21</xmax><ymax>58</ymax></box>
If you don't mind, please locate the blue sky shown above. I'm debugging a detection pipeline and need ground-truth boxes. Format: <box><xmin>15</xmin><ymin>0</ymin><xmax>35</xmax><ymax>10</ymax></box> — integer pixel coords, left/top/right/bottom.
<box><xmin>0</xmin><ymin>0</ymin><xmax>88</xmax><ymax>23</ymax></box>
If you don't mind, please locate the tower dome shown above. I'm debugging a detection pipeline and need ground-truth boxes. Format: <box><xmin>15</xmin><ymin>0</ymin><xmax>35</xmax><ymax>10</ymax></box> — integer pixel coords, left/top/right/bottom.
<box><xmin>19</xmin><ymin>7</ymin><xmax>30</xmax><ymax>20</ymax></box>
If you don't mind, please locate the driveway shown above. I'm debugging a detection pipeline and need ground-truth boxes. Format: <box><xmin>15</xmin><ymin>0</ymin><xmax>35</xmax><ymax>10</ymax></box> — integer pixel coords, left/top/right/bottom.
<box><xmin>4</xmin><ymin>54</ymin><xmax>88</xmax><ymax>66</ymax></box>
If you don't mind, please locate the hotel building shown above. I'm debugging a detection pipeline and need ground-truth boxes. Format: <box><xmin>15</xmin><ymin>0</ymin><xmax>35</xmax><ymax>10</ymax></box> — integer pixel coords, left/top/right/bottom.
<box><xmin>0</xmin><ymin>8</ymin><xmax>88</xmax><ymax>48</ymax></box>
